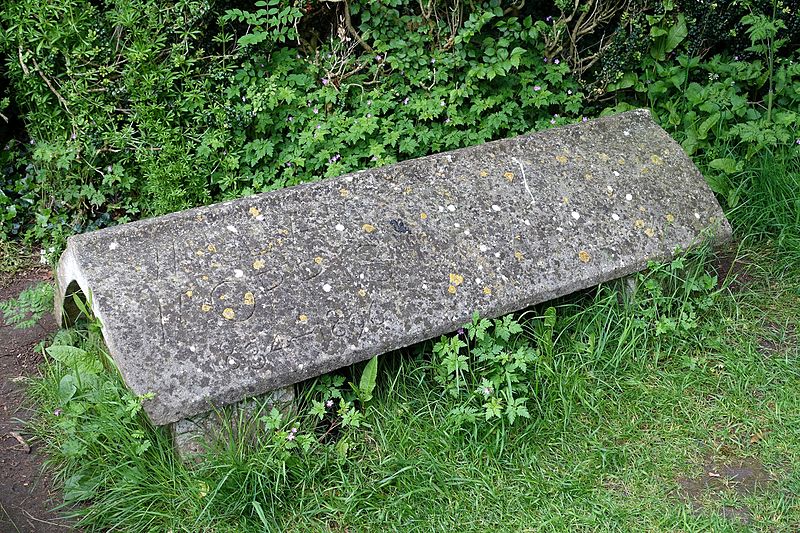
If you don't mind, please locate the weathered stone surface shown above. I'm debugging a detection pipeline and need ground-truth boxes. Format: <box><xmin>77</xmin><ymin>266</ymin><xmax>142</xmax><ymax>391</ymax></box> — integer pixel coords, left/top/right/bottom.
<box><xmin>54</xmin><ymin>109</ymin><xmax>731</xmax><ymax>425</ymax></box>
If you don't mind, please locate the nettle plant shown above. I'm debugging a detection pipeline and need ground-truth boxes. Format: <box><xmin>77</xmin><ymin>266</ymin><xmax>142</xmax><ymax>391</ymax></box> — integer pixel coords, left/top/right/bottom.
<box><xmin>432</xmin><ymin>310</ymin><xmax>558</xmax><ymax>428</ymax></box>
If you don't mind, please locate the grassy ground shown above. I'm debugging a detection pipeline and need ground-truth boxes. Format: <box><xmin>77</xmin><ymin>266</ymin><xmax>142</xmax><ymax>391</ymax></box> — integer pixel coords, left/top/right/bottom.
<box><xmin>15</xmin><ymin>149</ymin><xmax>800</xmax><ymax>531</ymax></box>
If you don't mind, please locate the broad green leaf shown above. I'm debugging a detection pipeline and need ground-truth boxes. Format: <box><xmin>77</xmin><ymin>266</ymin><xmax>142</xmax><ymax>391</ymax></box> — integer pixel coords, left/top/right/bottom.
<box><xmin>358</xmin><ymin>355</ymin><xmax>379</xmax><ymax>402</ymax></box>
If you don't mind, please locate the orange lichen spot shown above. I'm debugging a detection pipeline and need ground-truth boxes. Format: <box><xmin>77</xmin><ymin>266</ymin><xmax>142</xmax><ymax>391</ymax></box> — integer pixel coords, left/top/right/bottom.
<box><xmin>449</xmin><ymin>273</ymin><xmax>464</xmax><ymax>286</ymax></box>
<box><xmin>253</xmin><ymin>259</ymin><xmax>265</xmax><ymax>270</ymax></box>
<box><xmin>207</xmin><ymin>244</ymin><xmax>217</xmax><ymax>253</ymax></box>
<box><xmin>447</xmin><ymin>285</ymin><xmax>457</xmax><ymax>295</ymax></box>
<box><xmin>185</xmin><ymin>290</ymin><xmax>193</xmax><ymax>298</ymax></box>
<box><xmin>243</xmin><ymin>292</ymin><xmax>255</xmax><ymax>306</ymax></box>
<box><xmin>578</xmin><ymin>250</ymin><xmax>591</xmax><ymax>263</ymax></box>
<box><xmin>514</xmin><ymin>250</ymin><xmax>524</xmax><ymax>261</ymax></box>
<box><xmin>634</xmin><ymin>219</ymin><xmax>645</xmax><ymax>229</ymax></box>
<box><xmin>249</xmin><ymin>206</ymin><xmax>261</xmax><ymax>218</ymax></box>
<box><xmin>666</xmin><ymin>214</ymin><xmax>675</xmax><ymax>223</ymax></box>
<box><xmin>483</xmin><ymin>286</ymin><xmax>492</xmax><ymax>295</ymax></box>
<box><xmin>358</xmin><ymin>289</ymin><xmax>367</xmax><ymax>298</ymax></box>
<box><xmin>339</xmin><ymin>188</ymin><xmax>350</xmax><ymax>198</ymax></box>
<box><xmin>314</xmin><ymin>256</ymin><xmax>323</xmax><ymax>265</ymax></box>
<box><xmin>644</xmin><ymin>227</ymin><xmax>656</xmax><ymax>238</ymax></box>
<box><xmin>479</xmin><ymin>169</ymin><xmax>489</xmax><ymax>177</ymax></box>
<box><xmin>362</xmin><ymin>223</ymin><xmax>376</xmax><ymax>233</ymax></box>
<box><xmin>420</xmin><ymin>212</ymin><xmax>428</xmax><ymax>220</ymax></box>
<box><xmin>298</xmin><ymin>314</ymin><xmax>308</xmax><ymax>323</ymax></box>
<box><xmin>597</xmin><ymin>152</ymin><xmax>610</xmax><ymax>162</ymax></box>
<box><xmin>222</xmin><ymin>308</ymin><xmax>236</xmax><ymax>320</ymax></box>
<box><xmin>503</xmin><ymin>171</ymin><xmax>514</xmax><ymax>182</ymax></box>
<box><xmin>201</xmin><ymin>303</ymin><xmax>212</xmax><ymax>312</ymax></box>
<box><xmin>650</xmin><ymin>154</ymin><xmax>663</xmax><ymax>165</ymax></box>
<box><xmin>555</xmin><ymin>154</ymin><xmax>568</xmax><ymax>164</ymax></box>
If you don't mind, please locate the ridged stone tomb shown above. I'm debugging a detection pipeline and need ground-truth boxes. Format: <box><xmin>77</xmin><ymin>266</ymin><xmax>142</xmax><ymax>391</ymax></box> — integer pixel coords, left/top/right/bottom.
<box><xmin>55</xmin><ymin>109</ymin><xmax>731</xmax><ymax>429</ymax></box>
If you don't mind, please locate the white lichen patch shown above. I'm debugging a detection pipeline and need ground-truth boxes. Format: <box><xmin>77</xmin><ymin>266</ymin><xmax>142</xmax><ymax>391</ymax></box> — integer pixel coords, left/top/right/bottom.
<box><xmin>479</xmin><ymin>244</ymin><xmax>489</xmax><ymax>252</ymax></box>
<box><xmin>694</xmin><ymin>213</ymin><xmax>701</xmax><ymax>219</ymax></box>
<box><xmin>226</xmin><ymin>225</ymin><xmax>238</xmax><ymax>233</ymax></box>
<box><xmin>234</xmin><ymin>269</ymin><xmax>244</xmax><ymax>278</ymax></box>
<box><xmin>625</xmin><ymin>193</ymin><xmax>633</xmax><ymax>201</ymax></box>
<box><xmin>335</xmin><ymin>223</ymin><xmax>345</xmax><ymax>231</ymax></box>
<box><xmin>491</xmin><ymin>204</ymin><xmax>501</xmax><ymax>212</ymax></box>
<box><xmin>571</xmin><ymin>211</ymin><xmax>580</xmax><ymax>220</ymax></box>
<box><xmin>109</xmin><ymin>242</ymin><xmax>119</xmax><ymax>250</ymax></box>
<box><xmin>322</xmin><ymin>283</ymin><xmax>332</xmax><ymax>292</ymax></box>
<box><xmin>447</xmin><ymin>204</ymin><xmax>456</xmax><ymax>212</ymax></box>
<box><xmin>612</xmin><ymin>213</ymin><xmax>620</xmax><ymax>221</ymax></box>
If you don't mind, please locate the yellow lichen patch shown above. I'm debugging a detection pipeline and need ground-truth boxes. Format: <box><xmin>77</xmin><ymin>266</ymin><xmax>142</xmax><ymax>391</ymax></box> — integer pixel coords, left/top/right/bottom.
<box><xmin>578</xmin><ymin>250</ymin><xmax>591</xmax><ymax>263</ymax></box>
<box><xmin>362</xmin><ymin>223</ymin><xmax>376</xmax><ymax>233</ymax></box>
<box><xmin>483</xmin><ymin>286</ymin><xmax>492</xmax><ymax>295</ymax></box>
<box><xmin>447</xmin><ymin>285</ymin><xmax>457</xmax><ymax>295</ymax></box>
<box><xmin>195</xmin><ymin>215</ymin><xmax>205</xmax><ymax>222</ymax></box>
<box><xmin>253</xmin><ymin>259</ymin><xmax>265</xmax><ymax>270</ymax></box>
<box><xmin>514</xmin><ymin>250</ymin><xmax>524</xmax><ymax>261</ymax></box>
<box><xmin>562</xmin><ymin>196</ymin><xmax>570</xmax><ymax>204</ymax></box>
<box><xmin>420</xmin><ymin>212</ymin><xmax>428</xmax><ymax>220</ymax></box>
<box><xmin>207</xmin><ymin>244</ymin><xmax>217</xmax><ymax>253</ymax></box>
<box><xmin>650</xmin><ymin>154</ymin><xmax>663</xmax><ymax>165</ymax></box>
<box><xmin>555</xmin><ymin>154</ymin><xmax>568</xmax><ymax>164</ymax></box>
<box><xmin>597</xmin><ymin>152</ymin><xmax>610</xmax><ymax>162</ymax></box>
<box><xmin>404</xmin><ymin>186</ymin><xmax>413</xmax><ymax>195</ymax></box>
<box><xmin>298</xmin><ymin>314</ymin><xmax>308</xmax><ymax>323</ymax></box>
<box><xmin>243</xmin><ymin>292</ymin><xmax>255</xmax><ymax>306</ymax></box>
<box><xmin>641</xmin><ymin>166</ymin><xmax>649</xmax><ymax>173</ymax></box>
<box><xmin>339</xmin><ymin>188</ymin><xmax>350</xmax><ymax>198</ymax></box>
<box><xmin>617</xmin><ymin>158</ymin><xmax>626</xmax><ymax>165</ymax></box>
<box><xmin>666</xmin><ymin>213</ymin><xmax>675</xmax><ymax>223</ymax></box>
<box><xmin>201</xmin><ymin>303</ymin><xmax>212</xmax><ymax>312</ymax></box>
<box><xmin>249</xmin><ymin>206</ymin><xmax>261</xmax><ymax>218</ymax></box>
<box><xmin>185</xmin><ymin>290</ymin><xmax>193</xmax><ymax>298</ymax></box>
<box><xmin>210</xmin><ymin>261</ymin><xmax>221</xmax><ymax>268</ymax></box>
<box><xmin>503</xmin><ymin>171</ymin><xmax>514</xmax><ymax>182</ymax></box>
<box><xmin>479</xmin><ymin>169</ymin><xmax>489</xmax><ymax>177</ymax></box>
<box><xmin>218</xmin><ymin>294</ymin><xmax>227</xmax><ymax>300</ymax></box>
<box><xmin>583</xmin><ymin>173</ymin><xmax>593</xmax><ymax>181</ymax></box>
<box><xmin>314</xmin><ymin>256</ymin><xmax>323</xmax><ymax>265</ymax></box>
<box><xmin>644</xmin><ymin>227</ymin><xmax>656</xmax><ymax>238</ymax></box>
<box><xmin>134</xmin><ymin>265</ymin><xmax>142</xmax><ymax>272</ymax></box>
<box><xmin>195</xmin><ymin>250</ymin><xmax>205</xmax><ymax>256</ymax></box>
<box><xmin>202</xmin><ymin>275</ymin><xmax>209</xmax><ymax>281</ymax></box>
<box><xmin>358</xmin><ymin>289</ymin><xmax>367</xmax><ymax>298</ymax></box>
<box><xmin>449</xmin><ymin>273</ymin><xmax>464</xmax><ymax>286</ymax></box>
<box><xmin>634</xmin><ymin>219</ymin><xmax>645</xmax><ymax>229</ymax></box>
<box><xmin>222</xmin><ymin>308</ymin><xmax>236</xmax><ymax>320</ymax></box>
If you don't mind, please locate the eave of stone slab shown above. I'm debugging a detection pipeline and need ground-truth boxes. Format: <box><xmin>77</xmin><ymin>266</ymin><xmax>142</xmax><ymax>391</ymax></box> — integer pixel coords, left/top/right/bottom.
<box><xmin>54</xmin><ymin>109</ymin><xmax>732</xmax><ymax>425</ymax></box>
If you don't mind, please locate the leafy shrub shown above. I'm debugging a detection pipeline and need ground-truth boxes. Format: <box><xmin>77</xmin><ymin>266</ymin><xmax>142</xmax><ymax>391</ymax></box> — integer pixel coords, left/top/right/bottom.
<box><xmin>0</xmin><ymin>280</ymin><xmax>53</xmax><ymax>328</ymax></box>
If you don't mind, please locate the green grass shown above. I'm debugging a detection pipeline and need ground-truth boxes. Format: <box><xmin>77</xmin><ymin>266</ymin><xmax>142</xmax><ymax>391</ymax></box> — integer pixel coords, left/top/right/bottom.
<box><xmin>21</xmin><ymin>148</ymin><xmax>800</xmax><ymax>532</ymax></box>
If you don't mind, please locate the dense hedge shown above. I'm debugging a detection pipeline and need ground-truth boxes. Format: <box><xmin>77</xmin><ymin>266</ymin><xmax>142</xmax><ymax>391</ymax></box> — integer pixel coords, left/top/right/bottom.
<box><xmin>1</xmin><ymin>0</ymin><xmax>798</xmax><ymax>252</ymax></box>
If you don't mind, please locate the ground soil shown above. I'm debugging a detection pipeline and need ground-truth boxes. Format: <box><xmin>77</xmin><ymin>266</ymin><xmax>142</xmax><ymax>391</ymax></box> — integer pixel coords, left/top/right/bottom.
<box><xmin>1</xmin><ymin>267</ymin><xmax>72</xmax><ymax>532</ymax></box>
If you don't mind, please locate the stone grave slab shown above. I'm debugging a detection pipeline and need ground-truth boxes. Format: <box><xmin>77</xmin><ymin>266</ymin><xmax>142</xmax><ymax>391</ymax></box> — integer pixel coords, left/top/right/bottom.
<box><xmin>54</xmin><ymin>109</ymin><xmax>731</xmax><ymax>426</ymax></box>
